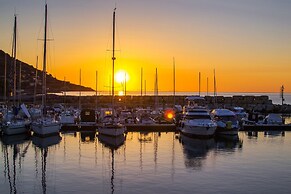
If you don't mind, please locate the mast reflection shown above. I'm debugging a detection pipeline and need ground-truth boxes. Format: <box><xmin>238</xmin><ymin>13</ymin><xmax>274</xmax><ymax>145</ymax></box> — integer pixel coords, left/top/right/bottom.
<box><xmin>32</xmin><ymin>134</ymin><xmax>62</xmax><ymax>194</ymax></box>
<box><xmin>1</xmin><ymin>133</ymin><xmax>31</xmax><ymax>194</ymax></box>
<box><xmin>98</xmin><ymin>134</ymin><xmax>125</xmax><ymax>194</ymax></box>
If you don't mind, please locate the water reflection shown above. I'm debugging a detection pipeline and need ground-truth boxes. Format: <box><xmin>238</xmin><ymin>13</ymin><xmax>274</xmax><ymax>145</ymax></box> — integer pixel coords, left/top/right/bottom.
<box><xmin>264</xmin><ymin>131</ymin><xmax>285</xmax><ymax>137</ymax></box>
<box><xmin>80</xmin><ymin>131</ymin><xmax>96</xmax><ymax>143</ymax></box>
<box><xmin>32</xmin><ymin>134</ymin><xmax>62</xmax><ymax>194</ymax></box>
<box><xmin>0</xmin><ymin>133</ymin><xmax>31</xmax><ymax>194</ymax></box>
<box><xmin>179</xmin><ymin>134</ymin><xmax>215</xmax><ymax>169</ymax></box>
<box><xmin>98</xmin><ymin>134</ymin><xmax>125</xmax><ymax>194</ymax></box>
<box><xmin>179</xmin><ymin>134</ymin><xmax>243</xmax><ymax>169</ymax></box>
<box><xmin>215</xmin><ymin>135</ymin><xmax>243</xmax><ymax>151</ymax></box>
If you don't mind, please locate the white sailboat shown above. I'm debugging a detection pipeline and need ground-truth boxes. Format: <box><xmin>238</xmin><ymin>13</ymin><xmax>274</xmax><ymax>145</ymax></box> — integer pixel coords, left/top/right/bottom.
<box><xmin>31</xmin><ymin>3</ymin><xmax>61</xmax><ymax>136</ymax></box>
<box><xmin>3</xmin><ymin>15</ymin><xmax>31</xmax><ymax>135</ymax></box>
<box><xmin>98</xmin><ymin>8</ymin><xmax>126</xmax><ymax>137</ymax></box>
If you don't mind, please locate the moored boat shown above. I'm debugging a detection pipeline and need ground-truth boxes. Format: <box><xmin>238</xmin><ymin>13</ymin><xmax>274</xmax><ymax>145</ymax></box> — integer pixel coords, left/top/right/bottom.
<box><xmin>211</xmin><ymin>109</ymin><xmax>239</xmax><ymax>136</ymax></box>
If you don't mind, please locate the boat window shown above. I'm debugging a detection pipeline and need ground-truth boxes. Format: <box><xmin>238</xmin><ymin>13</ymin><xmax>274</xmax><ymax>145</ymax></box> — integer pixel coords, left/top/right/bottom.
<box><xmin>185</xmin><ymin>115</ymin><xmax>211</xmax><ymax>120</ymax></box>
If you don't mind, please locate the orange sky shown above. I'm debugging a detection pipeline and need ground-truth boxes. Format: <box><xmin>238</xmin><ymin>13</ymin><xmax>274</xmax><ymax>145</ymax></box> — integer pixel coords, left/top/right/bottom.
<box><xmin>1</xmin><ymin>0</ymin><xmax>291</xmax><ymax>93</ymax></box>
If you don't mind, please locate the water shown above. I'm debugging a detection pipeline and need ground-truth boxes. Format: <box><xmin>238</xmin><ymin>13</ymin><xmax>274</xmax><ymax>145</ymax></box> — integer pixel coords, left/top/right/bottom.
<box><xmin>1</xmin><ymin>131</ymin><xmax>291</xmax><ymax>194</ymax></box>
<box><xmin>52</xmin><ymin>91</ymin><xmax>291</xmax><ymax>105</ymax></box>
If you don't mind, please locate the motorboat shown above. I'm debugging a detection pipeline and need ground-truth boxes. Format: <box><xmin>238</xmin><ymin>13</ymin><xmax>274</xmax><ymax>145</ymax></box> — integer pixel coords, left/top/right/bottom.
<box><xmin>211</xmin><ymin>109</ymin><xmax>239</xmax><ymax>135</ymax></box>
<box><xmin>231</xmin><ymin>107</ymin><xmax>248</xmax><ymax>121</ymax></box>
<box><xmin>178</xmin><ymin>96</ymin><xmax>216</xmax><ymax>137</ymax></box>
<box><xmin>59</xmin><ymin>110</ymin><xmax>76</xmax><ymax>125</ymax></box>
<box><xmin>263</xmin><ymin>114</ymin><xmax>283</xmax><ymax>125</ymax></box>
<box><xmin>119</xmin><ymin>110</ymin><xmax>135</xmax><ymax>124</ymax></box>
<box><xmin>178</xmin><ymin>108</ymin><xmax>217</xmax><ymax>137</ymax></box>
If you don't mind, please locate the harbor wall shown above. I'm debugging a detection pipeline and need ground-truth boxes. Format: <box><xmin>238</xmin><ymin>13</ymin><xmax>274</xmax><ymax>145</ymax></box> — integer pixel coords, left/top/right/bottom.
<box><xmin>42</xmin><ymin>95</ymin><xmax>291</xmax><ymax>113</ymax></box>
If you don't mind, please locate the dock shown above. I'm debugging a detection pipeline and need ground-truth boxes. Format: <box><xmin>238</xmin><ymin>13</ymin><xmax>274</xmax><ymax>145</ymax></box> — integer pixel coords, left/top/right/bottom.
<box><xmin>60</xmin><ymin>123</ymin><xmax>177</xmax><ymax>132</ymax></box>
<box><xmin>241</xmin><ymin>124</ymin><xmax>291</xmax><ymax>131</ymax></box>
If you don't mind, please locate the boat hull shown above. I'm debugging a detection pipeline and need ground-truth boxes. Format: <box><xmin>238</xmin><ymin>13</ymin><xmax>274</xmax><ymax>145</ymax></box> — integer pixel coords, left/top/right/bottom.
<box><xmin>98</xmin><ymin>124</ymin><xmax>125</xmax><ymax>137</ymax></box>
<box><xmin>2</xmin><ymin>120</ymin><xmax>30</xmax><ymax>135</ymax></box>
<box><xmin>31</xmin><ymin>122</ymin><xmax>60</xmax><ymax>136</ymax></box>
<box><xmin>180</xmin><ymin>125</ymin><xmax>216</xmax><ymax>138</ymax></box>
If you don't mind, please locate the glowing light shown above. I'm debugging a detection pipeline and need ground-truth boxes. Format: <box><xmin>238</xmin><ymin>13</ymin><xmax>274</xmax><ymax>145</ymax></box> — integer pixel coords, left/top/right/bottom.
<box><xmin>116</xmin><ymin>70</ymin><xmax>129</xmax><ymax>83</ymax></box>
<box><xmin>164</xmin><ymin>109</ymin><xmax>175</xmax><ymax>120</ymax></box>
<box><xmin>118</xmin><ymin>91</ymin><xmax>124</xmax><ymax>96</ymax></box>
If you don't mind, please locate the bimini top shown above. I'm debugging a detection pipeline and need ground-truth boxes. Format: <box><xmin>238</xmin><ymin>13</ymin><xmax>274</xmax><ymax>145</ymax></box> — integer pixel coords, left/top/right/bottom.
<box><xmin>211</xmin><ymin>109</ymin><xmax>235</xmax><ymax>117</ymax></box>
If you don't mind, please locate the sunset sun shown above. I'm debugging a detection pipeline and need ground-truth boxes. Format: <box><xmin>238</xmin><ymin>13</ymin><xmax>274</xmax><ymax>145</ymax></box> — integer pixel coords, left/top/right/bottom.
<box><xmin>115</xmin><ymin>70</ymin><xmax>129</xmax><ymax>83</ymax></box>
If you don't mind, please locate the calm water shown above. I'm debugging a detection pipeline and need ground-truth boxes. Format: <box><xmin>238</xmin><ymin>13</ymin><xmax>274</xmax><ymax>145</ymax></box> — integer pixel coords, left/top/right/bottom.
<box><xmin>1</xmin><ymin>131</ymin><xmax>291</xmax><ymax>194</ymax></box>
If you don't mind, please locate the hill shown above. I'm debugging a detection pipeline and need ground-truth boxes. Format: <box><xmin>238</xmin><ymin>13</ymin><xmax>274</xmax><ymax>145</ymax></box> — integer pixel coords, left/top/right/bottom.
<box><xmin>0</xmin><ymin>50</ymin><xmax>94</xmax><ymax>99</ymax></box>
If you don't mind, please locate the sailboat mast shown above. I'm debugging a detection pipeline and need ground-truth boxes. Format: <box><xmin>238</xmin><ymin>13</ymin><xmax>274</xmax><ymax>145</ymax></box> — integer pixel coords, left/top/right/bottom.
<box><xmin>96</xmin><ymin>70</ymin><xmax>98</xmax><ymax>110</ymax></box>
<box><xmin>213</xmin><ymin>69</ymin><xmax>217</xmax><ymax>106</ymax></box>
<box><xmin>141</xmin><ymin>68</ymin><xmax>143</xmax><ymax>96</ymax></box>
<box><xmin>33</xmin><ymin>56</ymin><xmax>38</xmax><ymax>105</ymax></box>
<box><xmin>112</xmin><ymin>8</ymin><xmax>116</xmax><ymax>116</ymax></box>
<box><xmin>12</xmin><ymin>14</ymin><xmax>17</xmax><ymax>106</ymax></box>
<box><xmin>199</xmin><ymin>72</ymin><xmax>201</xmax><ymax>96</ymax></box>
<box><xmin>155</xmin><ymin>68</ymin><xmax>158</xmax><ymax>111</ymax></box>
<box><xmin>18</xmin><ymin>61</ymin><xmax>22</xmax><ymax>104</ymax></box>
<box><xmin>4</xmin><ymin>54</ymin><xmax>7</xmax><ymax>102</ymax></box>
<box><xmin>173</xmin><ymin>57</ymin><xmax>176</xmax><ymax>105</ymax></box>
<box><xmin>42</xmin><ymin>4</ymin><xmax>48</xmax><ymax>115</ymax></box>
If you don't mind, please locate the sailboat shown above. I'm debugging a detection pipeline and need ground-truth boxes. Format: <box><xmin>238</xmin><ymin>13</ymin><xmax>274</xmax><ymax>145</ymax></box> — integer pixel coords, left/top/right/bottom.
<box><xmin>3</xmin><ymin>15</ymin><xmax>31</xmax><ymax>135</ymax></box>
<box><xmin>31</xmin><ymin>3</ymin><xmax>61</xmax><ymax>136</ymax></box>
<box><xmin>98</xmin><ymin>8</ymin><xmax>126</xmax><ymax>137</ymax></box>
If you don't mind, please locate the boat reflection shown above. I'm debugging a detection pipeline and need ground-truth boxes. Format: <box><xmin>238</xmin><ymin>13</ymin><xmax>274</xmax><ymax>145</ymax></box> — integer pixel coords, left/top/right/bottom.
<box><xmin>1</xmin><ymin>133</ymin><xmax>31</xmax><ymax>194</ymax></box>
<box><xmin>98</xmin><ymin>134</ymin><xmax>125</xmax><ymax>150</ymax></box>
<box><xmin>98</xmin><ymin>134</ymin><xmax>125</xmax><ymax>194</ymax></box>
<box><xmin>0</xmin><ymin>132</ymin><xmax>31</xmax><ymax>145</ymax></box>
<box><xmin>180</xmin><ymin>134</ymin><xmax>243</xmax><ymax>169</ymax></box>
<box><xmin>264</xmin><ymin>130</ymin><xmax>285</xmax><ymax>137</ymax></box>
<box><xmin>32</xmin><ymin>134</ymin><xmax>62</xmax><ymax>194</ymax></box>
<box><xmin>215</xmin><ymin>135</ymin><xmax>243</xmax><ymax>151</ymax></box>
<box><xmin>80</xmin><ymin>131</ymin><xmax>96</xmax><ymax>143</ymax></box>
<box><xmin>179</xmin><ymin>134</ymin><xmax>215</xmax><ymax>169</ymax></box>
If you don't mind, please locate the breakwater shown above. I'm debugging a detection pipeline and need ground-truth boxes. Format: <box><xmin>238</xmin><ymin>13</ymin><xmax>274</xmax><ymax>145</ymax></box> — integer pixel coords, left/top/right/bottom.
<box><xmin>39</xmin><ymin>94</ymin><xmax>291</xmax><ymax>113</ymax></box>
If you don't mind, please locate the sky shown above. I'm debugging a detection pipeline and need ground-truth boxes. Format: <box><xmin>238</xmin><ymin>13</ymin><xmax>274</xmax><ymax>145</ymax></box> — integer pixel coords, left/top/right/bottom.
<box><xmin>0</xmin><ymin>0</ymin><xmax>291</xmax><ymax>94</ymax></box>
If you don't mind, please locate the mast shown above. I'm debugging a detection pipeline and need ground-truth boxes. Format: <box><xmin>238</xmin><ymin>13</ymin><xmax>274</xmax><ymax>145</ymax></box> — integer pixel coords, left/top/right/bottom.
<box><xmin>42</xmin><ymin>4</ymin><xmax>48</xmax><ymax>116</ymax></box>
<box><xmin>12</xmin><ymin>14</ymin><xmax>17</xmax><ymax>106</ymax></box>
<box><xmin>64</xmin><ymin>76</ymin><xmax>66</xmax><ymax>105</ymax></box>
<box><xmin>213</xmin><ymin>69</ymin><xmax>217</xmax><ymax>106</ymax></box>
<box><xmin>18</xmin><ymin>61</ymin><xmax>22</xmax><ymax>104</ymax></box>
<box><xmin>173</xmin><ymin>57</ymin><xmax>176</xmax><ymax>105</ymax></box>
<box><xmin>124</xmin><ymin>72</ymin><xmax>126</xmax><ymax>97</ymax></box>
<box><xmin>207</xmin><ymin>77</ymin><xmax>209</xmax><ymax>96</ymax></box>
<box><xmin>112</xmin><ymin>8</ymin><xmax>116</xmax><ymax>121</ymax></box>
<box><xmin>154</xmin><ymin>68</ymin><xmax>158</xmax><ymax>111</ymax></box>
<box><xmin>33</xmin><ymin>56</ymin><xmax>38</xmax><ymax>105</ymax></box>
<box><xmin>140</xmin><ymin>67</ymin><xmax>143</xmax><ymax>96</ymax></box>
<box><xmin>4</xmin><ymin>53</ymin><xmax>7</xmax><ymax>102</ymax></box>
<box><xmin>199</xmin><ymin>72</ymin><xmax>201</xmax><ymax>96</ymax></box>
<box><xmin>95</xmin><ymin>70</ymin><xmax>98</xmax><ymax>110</ymax></box>
<box><xmin>79</xmin><ymin>69</ymin><xmax>81</xmax><ymax>110</ymax></box>
<box><xmin>144</xmin><ymin>80</ymin><xmax>146</xmax><ymax>96</ymax></box>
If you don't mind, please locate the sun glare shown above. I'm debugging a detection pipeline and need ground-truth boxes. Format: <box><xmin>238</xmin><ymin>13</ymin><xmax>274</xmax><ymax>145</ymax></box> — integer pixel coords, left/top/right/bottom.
<box><xmin>116</xmin><ymin>70</ymin><xmax>129</xmax><ymax>83</ymax></box>
<box><xmin>118</xmin><ymin>91</ymin><xmax>124</xmax><ymax>96</ymax></box>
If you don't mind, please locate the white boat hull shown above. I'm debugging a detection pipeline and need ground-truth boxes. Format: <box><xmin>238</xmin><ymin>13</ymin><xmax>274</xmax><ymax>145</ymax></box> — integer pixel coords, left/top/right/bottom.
<box><xmin>98</xmin><ymin>124</ymin><xmax>125</xmax><ymax>137</ymax></box>
<box><xmin>180</xmin><ymin>124</ymin><xmax>216</xmax><ymax>137</ymax></box>
<box><xmin>31</xmin><ymin>121</ymin><xmax>60</xmax><ymax>136</ymax></box>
